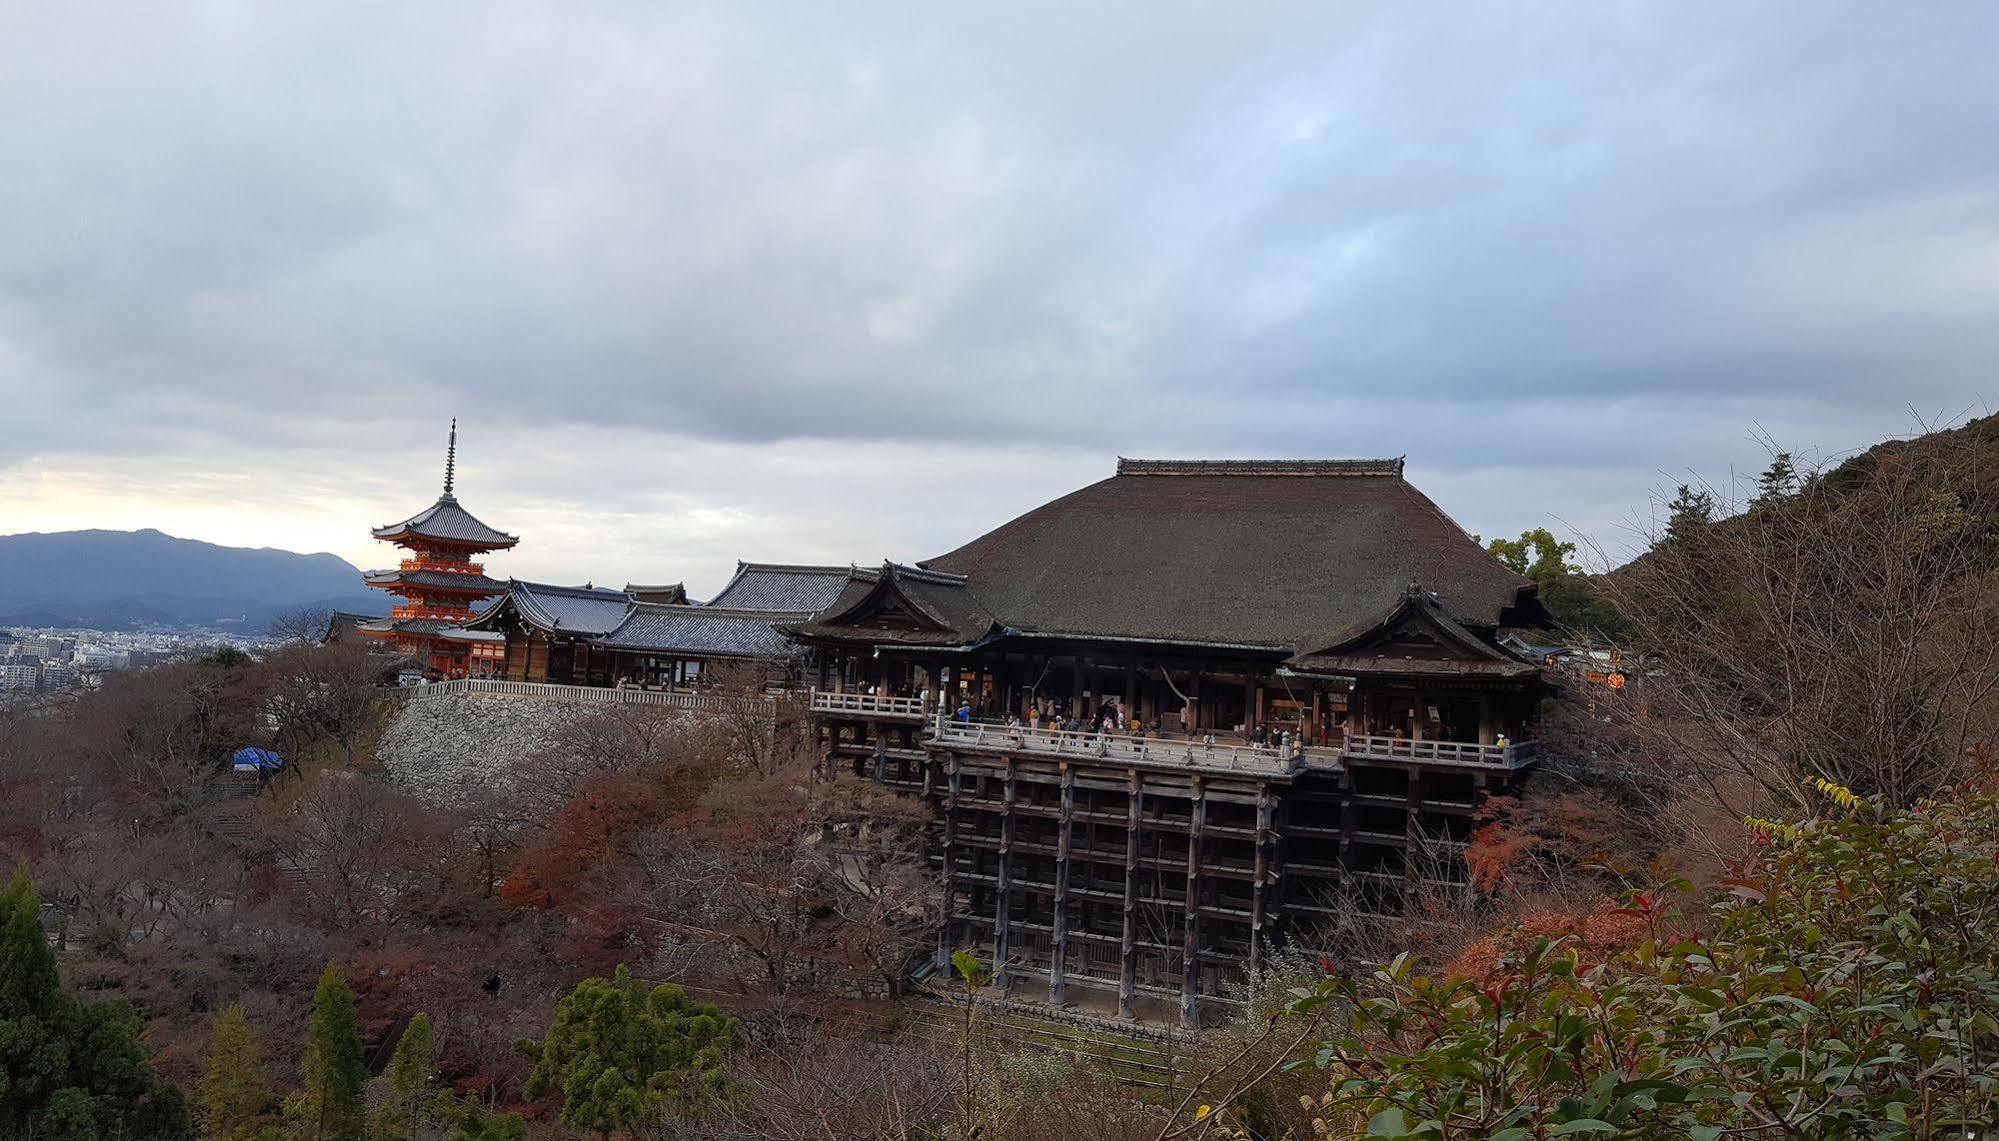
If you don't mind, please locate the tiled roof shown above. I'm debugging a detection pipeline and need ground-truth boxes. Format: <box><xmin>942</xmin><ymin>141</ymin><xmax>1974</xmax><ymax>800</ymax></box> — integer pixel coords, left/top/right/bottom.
<box><xmin>594</xmin><ymin>604</ymin><xmax>799</xmax><ymax>659</ymax></box>
<box><xmin>785</xmin><ymin>563</ymin><xmax>998</xmax><ymax>647</ymax></box>
<box><xmin>908</xmin><ymin>459</ymin><xmax>1539</xmax><ymax>649</ymax></box>
<box><xmin>1287</xmin><ymin>585</ymin><xmax>1540</xmax><ymax>678</ymax></box>
<box><xmin>355</xmin><ymin>616</ymin><xmax>463</xmax><ymax>636</ymax></box>
<box><xmin>705</xmin><ymin>562</ymin><xmax>869</xmax><ymax>613</ymax></box>
<box><xmin>363</xmin><ymin>569</ymin><xmax>509</xmax><ymax>594</ymax></box>
<box><xmin>372</xmin><ymin>494</ymin><xmax>519</xmax><ymax>548</ymax></box>
<box><xmin>624</xmin><ymin>583</ymin><xmax>689</xmax><ymax>605</ymax></box>
<box><xmin>506</xmin><ymin>581</ymin><xmax>635</xmax><ymax>636</ymax></box>
<box><xmin>323</xmin><ymin>611</ymin><xmax>385</xmax><ymax>643</ymax></box>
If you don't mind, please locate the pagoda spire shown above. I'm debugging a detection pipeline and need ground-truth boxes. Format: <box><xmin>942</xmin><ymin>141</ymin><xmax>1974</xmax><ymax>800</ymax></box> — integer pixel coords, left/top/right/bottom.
<box><xmin>443</xmin><ymin>418</ymin><xmax>457</xmax><ymax>497</ymax></box>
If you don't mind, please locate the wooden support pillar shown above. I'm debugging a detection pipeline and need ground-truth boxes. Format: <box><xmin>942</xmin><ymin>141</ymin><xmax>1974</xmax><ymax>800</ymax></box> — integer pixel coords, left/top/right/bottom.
<box><xmin>1070</xmin><ymin>657</ymin><xmax>1085</xmax><ymax>718</ymax></box>
<box><xmin>1244</xmin><ymin>674</ymin><xmax>1256</xmax><ymax>732</ymax></box>
<box><xmin>1405</xmin><ymin>766</ymin><xmax>1424</xmax><ymax>901</ymax></box>
<box><xmin>937</xmin><ymin>758</ymin><xmax>962</xmax><ymax>971</ymax></box>
<box><xmin>1250</xmin><ymin>784</ymin><xmax>1274</xmax><ymax>977</ymax></box>
<box><xmin>1049</xmin><ymin>763</ymin><xmax>1075</xmax><ymax>1005</ymax></box>
<box><xmin>1338</xmin><ymin>768</ymin><xmax>1356</xmax><ymax>875</ymax></box>
<box><xmin>1118</xmin><ymin>770</ymin><xmax>1144</xmax><ymax>1019</ymax></box>
<box><xmin>1181</xmin><ymin>777</ymin><xmax>1206</xmax><ymax>1029</ymax></box>
<box><xmin>992</xmin><ymin>760</ymin><xmax>1018</xmax><ymax>990</ymax></box>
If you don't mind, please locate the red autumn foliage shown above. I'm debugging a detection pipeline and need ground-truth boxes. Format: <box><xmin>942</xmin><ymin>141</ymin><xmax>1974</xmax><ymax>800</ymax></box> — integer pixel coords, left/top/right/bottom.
<box><xmin>1447</xmin><ymin>898</ymin><xmax>1651</xmax><ymax>981</ymax></box>
<box><xmin>1464</xmin><ymin>789</ymin><xmax>1648</xmax><ymax>893</ymax></box>
<box><xmin>500</xmin><ymin>771</ymin><xmax>664</xmax><ymax>910</ymax></box>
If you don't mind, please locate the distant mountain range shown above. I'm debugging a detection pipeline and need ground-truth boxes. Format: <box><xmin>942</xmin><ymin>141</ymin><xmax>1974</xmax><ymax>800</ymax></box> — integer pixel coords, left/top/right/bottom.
<box><xmin>0</xmin><ymin>529</ymin><xmax>383</xmax><ymax>630</ymax></box>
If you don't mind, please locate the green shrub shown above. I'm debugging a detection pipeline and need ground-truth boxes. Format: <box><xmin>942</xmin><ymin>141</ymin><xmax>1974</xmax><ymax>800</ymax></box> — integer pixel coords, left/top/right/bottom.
<box><xmin>1284</xmin><ymin>779</ymin><xmax>1999</xmax><ymax>1139</ymax></box>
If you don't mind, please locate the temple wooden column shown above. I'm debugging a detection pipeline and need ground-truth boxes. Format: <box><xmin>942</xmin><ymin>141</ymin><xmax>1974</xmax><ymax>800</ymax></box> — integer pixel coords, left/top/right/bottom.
<box><xmin>991</xmin><ymin>760</ymin><xmax>1018</xmax><ymax>989</ymax></box>
<box><xmin>1181</xmin><ymin>777</ymin><xmax>1207</xmax><ymax>1028</ymax></box>
<box><xmin>936</xmin><ymin>759</ymin><xmax>962</xmax><ymax>971</ymax></box>
<box><xmin>1250</xmin><ymin>784</ymin><xmax>1274</xmax><ymax>976</ymax></box>
<box><xmin>1048</xmin><ymin>764</ymin><xmax>1075</xmax><ymax>1004</ymax></box>
<box><xmin>1118</xmin><ymin>770</ymin><xmax>1144</xmax><ymax>1019</ymax></box>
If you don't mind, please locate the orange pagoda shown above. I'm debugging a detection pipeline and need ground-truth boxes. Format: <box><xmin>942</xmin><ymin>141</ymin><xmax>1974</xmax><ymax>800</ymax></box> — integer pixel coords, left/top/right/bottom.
<box><xmin>357</xmin><ymin>420</ymin><xmax>516</xmax><ymax>678</ymax></box>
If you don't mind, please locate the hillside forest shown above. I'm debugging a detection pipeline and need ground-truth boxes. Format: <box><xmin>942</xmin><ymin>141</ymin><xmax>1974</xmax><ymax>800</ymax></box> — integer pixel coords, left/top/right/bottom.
<box><xmin>2</xmin><ymin>416</ymin><xmax>1997</xmax><ymax>1139</ymax></box>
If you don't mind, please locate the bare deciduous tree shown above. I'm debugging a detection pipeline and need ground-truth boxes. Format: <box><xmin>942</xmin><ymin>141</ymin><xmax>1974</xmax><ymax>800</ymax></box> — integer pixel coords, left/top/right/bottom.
<box><xmin>1602</xmin><ymin>421</ymin><xmax>1999</xmax><ymax>810</ymax></box>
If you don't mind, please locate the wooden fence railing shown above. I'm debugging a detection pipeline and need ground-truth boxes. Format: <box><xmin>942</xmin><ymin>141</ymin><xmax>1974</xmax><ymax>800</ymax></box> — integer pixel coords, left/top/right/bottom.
<box><xmin>807</xmin><ymin>689</ymin><xmax>931</xmax><ymax>718</ymax></box>
<box><xmin>1340</xmin><ymin>733</ymin><xmax>1536</xmax><ymax>769</ymax></box>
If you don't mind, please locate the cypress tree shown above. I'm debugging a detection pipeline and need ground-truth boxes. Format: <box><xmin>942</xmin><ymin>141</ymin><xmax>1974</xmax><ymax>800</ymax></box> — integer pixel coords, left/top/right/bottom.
<box><xmin>377</xmin><ymin>1012</ymin><xmax>435</xmax><ymax>1140</ymax></box>
<box><xmin>300</xmin><ymin>963</ymin><xmax>368</xmax><ymax>1141</ymax></box>
<box><xmin>197</xmin><ymin>1004</ymin><xmax>275</xmax><ymax>1141</ymax></box>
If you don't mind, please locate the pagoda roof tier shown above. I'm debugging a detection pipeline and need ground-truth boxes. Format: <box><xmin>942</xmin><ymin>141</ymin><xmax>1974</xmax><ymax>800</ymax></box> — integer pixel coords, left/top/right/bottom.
<box><xmin>372</xmin><ymin>494</ymin><xmax>519</xmax><ymax>549</ymax></box>
<box><xmin>363</xmin><ymin>568</ymin><xmax>510</xmax><ymax>594</ymax></box>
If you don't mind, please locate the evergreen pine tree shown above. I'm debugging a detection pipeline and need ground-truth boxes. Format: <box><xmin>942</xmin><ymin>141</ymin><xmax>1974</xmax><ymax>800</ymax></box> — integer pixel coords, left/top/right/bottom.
<box><xmin>198</xmin><ymin>1004</ymin><xmax>276</xmax><ymax>1141</ymax></box>
<box><xmin>0</xmin><ymin>864</ymin><xmax>191</xmax><ymax>1139</ymax></box>
<box><xmin>376</xmin><ymin>1012</ymin><xmax>435</xmax><ymax>1140</ymax></box>
<box><xmin>525</xmin><ymin>965</ymin><xmax>740</xmax><ymax>1135</ymax></box>
<box><xmin>1662</xmin><ymin>484</ymin><xmax>1715</xmax><ymax>545</ymax></box>
<box><xmin>300</xmin><ymin>963</ymin><xmax>369</xmax><ymax>1141</ymax></box>
<box><xmin>1754</xmin><ymin>452</ymin><xmax>1798</xmax><ymax>505</ymax></box>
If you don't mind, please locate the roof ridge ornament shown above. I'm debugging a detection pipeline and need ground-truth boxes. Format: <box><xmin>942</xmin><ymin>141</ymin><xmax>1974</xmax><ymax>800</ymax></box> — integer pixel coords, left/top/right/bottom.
<box><xmin>443</xmin><ymin>418</ymin><xmax>457</xmax><ymax>498</ymax></box>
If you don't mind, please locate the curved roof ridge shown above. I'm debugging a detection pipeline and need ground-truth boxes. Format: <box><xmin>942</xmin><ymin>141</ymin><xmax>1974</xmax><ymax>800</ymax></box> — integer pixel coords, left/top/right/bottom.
<box><xmin>371</xmin><ymin>493</ymin><xmax>519</xmax><ymax>548</ymax></box>
<box><xmin>1116</xmin><ymin>457</ymin><xmax>1404</xmax><ymax>477</ymax></box>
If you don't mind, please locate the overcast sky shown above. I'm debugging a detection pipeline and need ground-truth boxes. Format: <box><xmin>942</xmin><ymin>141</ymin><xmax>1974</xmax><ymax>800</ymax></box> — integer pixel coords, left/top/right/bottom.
<box><xmin>3</xmin><ymin>3</ymin><xmax>1994</xmax><ymax>595</ymax></box>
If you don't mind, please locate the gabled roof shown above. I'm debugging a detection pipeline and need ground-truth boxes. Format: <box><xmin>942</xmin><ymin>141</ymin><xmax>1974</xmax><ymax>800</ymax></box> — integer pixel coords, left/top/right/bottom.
<box><xmin>1287</xmin><ymin>584</ymin><xmax>1539</xmax><ymax>679</ymax></box>
<box><xmin>593</xmin><ymin>605</ymin><xmax>799</xmax><ymax>659</ymax></box>
<box><xmin>322</xmin><ymin>611</ymin><xmax>385</xmax><ymax>644</ymax></box>
<box><xmin>706</xmin><ymin>562</ymin><xmax>869</xmax><ymax>613</ymax></box>
<box><xmin>624</xmin><ymin>583</ymin><xmax>690</xmax><ymax>605</ymax></box>
<box><xmin>363</xmin><ymin>568</ymin><xmax>510</xmax><ymax>595</ymax></box>
<box><xmin>371</xmin><ymin>494</ymin><xmax>519</xmax><ymax>549</ymax></box>
<box><xmin>785</xmin><ymin>562</ymin><xmax>997</xmax><ymax>647</ymax></box>
<box><xmin>917</xmin><ymin>458</ymin><xmax>1541</xmax><ymax>649</ymax></box>
<box><xmin>477</xmin><ymin>580</ymin><xmax>635</xmax><ymax>636</ymax></box>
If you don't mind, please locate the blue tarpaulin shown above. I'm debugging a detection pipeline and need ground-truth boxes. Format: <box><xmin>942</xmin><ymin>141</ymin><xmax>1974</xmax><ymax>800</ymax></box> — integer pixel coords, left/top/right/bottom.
<box><xmin>232</xmin><ymin>747</ymin><xmax>284</xmax><ymax>772</ymax></box>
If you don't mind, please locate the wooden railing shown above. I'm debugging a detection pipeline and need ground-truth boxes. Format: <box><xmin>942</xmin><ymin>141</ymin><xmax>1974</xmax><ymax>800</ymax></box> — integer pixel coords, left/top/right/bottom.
<box><xmin>808</xmin><ymin>689</ymin><xmax>930</xmax><ymax>719</ymax></box>
<box><xmin>930</xmin><ymin>721</ymin><xmax>1304</xmax><ymax>777</ymax></box>
<box><xmin>388</xmin><ymin>604</ymin><xmax>477</xmax><ymax>621</ymax></box>
<box><xmin>399</xmin><ymin>556</ymin><xmax>484</xmax><ymax>574</ymax></box>
<box><xmin>1341</xmin><ymin>734</ymin><xmax>1537</xmax><ymax>769</ymax></box>
<box><xmin>398</xmin><ymin>678</ymin><xmax>774</xmax><ymax>716</ymax></box>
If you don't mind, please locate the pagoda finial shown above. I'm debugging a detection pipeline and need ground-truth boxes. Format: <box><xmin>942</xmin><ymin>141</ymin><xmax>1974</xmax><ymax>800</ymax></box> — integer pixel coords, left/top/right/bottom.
<box><xmin>443</xmin><ymin>418</ymin><xmax>457</xmax><ymax>497</ymax></box>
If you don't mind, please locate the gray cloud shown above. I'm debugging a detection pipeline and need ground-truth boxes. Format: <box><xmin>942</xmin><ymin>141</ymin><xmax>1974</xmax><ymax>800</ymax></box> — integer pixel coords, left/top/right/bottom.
<box><xmin>2</xmin><ymin>2</ymin><xmax>1994</xmax><ymax>586</ymax></box>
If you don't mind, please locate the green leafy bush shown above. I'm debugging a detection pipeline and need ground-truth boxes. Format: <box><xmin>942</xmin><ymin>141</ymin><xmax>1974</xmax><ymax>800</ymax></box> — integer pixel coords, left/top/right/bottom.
<box><xmin>1288</xmin><ymin>780</ymin><xmax>1999</xmax><ymax>1139</ymax></box>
